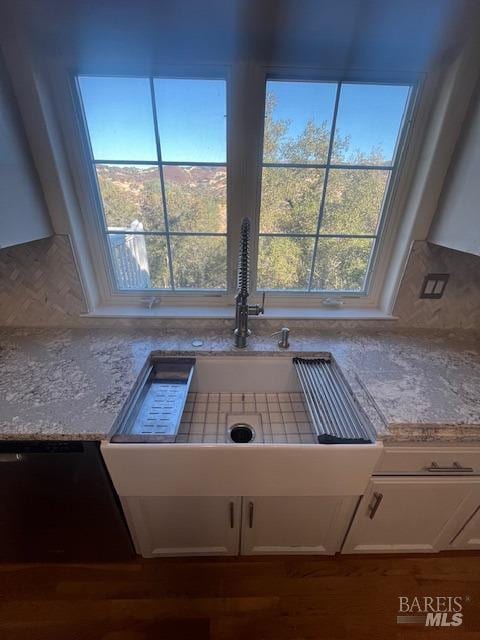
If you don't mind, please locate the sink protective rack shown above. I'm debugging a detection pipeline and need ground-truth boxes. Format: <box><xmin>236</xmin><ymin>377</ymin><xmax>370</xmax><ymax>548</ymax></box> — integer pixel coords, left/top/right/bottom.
<box><xmin>112</xmin><ymin>357</ymin><xmax>195</xmax><ymax>443</ymax></box>
<box><xmin>293</xmin><ymin>357</ymin><xmax>373</xmax><ymax>444</ymax></box>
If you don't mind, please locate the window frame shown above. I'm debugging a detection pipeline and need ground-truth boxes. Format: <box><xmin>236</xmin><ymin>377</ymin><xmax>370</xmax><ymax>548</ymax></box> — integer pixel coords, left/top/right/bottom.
<box><xmin>68</xmin><ymin>66</ymin><xmax>235</xmax><ymax>305</ymax></box>
<box><xmin>248</xmin><ymin>67</ymin><xmax>420</xmax><ymax>305</ymax></box>
<box><xmin>62</xmin><ymin>63</ymin><xmax>422</xmax><ymax>312</ymax></box>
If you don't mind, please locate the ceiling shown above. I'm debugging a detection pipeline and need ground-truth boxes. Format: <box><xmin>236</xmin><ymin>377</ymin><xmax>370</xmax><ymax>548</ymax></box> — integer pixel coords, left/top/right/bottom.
<box><xmin>1</xmin><ymin>0</ymin><xmax>477</xmax><ymax>75</ymax></box>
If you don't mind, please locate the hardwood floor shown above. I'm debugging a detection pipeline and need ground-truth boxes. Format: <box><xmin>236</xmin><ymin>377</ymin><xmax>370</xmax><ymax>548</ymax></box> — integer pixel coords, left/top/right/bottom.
<box><xmin>1</xmin><ymin>554</ymin><xmax>480</xmax><ymax>639</ymax></box>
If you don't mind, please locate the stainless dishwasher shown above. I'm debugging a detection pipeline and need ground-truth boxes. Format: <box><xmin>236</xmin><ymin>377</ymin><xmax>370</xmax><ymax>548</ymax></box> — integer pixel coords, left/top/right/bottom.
<box><xmin>0</xmin><ymin>440</ymin><xmax>134</xmax><ymax>561</ymax></box>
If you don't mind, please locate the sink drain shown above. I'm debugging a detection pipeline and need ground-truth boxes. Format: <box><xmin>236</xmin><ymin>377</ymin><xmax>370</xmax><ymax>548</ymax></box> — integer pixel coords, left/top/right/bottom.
<box><xmin>229</xmin><ymin>423</ymin><xmax>255</xmax><ymax>443</ymax></box>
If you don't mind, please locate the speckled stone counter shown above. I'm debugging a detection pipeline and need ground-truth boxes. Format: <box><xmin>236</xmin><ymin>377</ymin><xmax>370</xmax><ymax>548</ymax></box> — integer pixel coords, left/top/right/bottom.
<box><xmin>0</xmin><ymin>327</ymin><xmax>478</xmax><ymax>442</ymax></box>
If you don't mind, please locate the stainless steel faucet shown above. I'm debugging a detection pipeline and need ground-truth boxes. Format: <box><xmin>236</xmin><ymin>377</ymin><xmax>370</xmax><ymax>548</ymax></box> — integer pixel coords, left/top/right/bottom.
<box><xmin>234</xmin><ymin>218</ymin><xmax>265</xmax><ymax>348</ymax></box>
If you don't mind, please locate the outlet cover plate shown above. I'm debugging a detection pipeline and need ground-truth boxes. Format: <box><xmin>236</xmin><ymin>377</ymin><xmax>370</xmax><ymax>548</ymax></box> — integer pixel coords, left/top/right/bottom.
<box><xmin>419</xmin><ymin>273</ymin><xmax>450</xmax><ymax>299</ymax></box>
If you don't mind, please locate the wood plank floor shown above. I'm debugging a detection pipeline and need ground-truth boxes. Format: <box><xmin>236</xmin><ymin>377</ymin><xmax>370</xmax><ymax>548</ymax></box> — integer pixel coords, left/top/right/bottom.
<box><xmin>1</xmin><ymin>554</ymin><xmax>480</xmax><ymax>639</ymax></box>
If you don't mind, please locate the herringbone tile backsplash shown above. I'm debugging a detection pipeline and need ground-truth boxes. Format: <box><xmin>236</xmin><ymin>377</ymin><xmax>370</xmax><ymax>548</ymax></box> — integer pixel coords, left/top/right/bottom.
<box><xmin>393</xmin><ymin>241</ymin><xmax>480</xmax><ymax>329</ymax></box>
<box><xmin>0</xmin><ymin>235</ymin><xmax>87</xmax><ymax>326</ymax></box>
<box><xmin>0</xmin><ymin>235</ymin><xmax>478</xmax><ymax>329</ymax></box>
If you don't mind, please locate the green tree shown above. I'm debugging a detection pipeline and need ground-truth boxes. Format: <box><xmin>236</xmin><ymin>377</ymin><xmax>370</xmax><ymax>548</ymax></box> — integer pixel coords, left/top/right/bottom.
<box><xmin>98</xmin><ymin>92</ymin><xmax>389</xmax><ymax>292</ymax></box>
<box><xmin>98</xmin><ymin>165</ymin><xmax>226</xmax><ymax>289</ymax></box>
<box><xmin>258</xmin><ymin>92</ymin><xmax>388</xmax><ymax>291</ymax></box>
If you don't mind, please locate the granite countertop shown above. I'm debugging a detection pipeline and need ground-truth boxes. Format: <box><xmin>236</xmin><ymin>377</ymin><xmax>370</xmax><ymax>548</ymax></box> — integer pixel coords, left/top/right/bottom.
<box><xmin>0</xmin><ymin>327</ymin><xmax>479</xmax><ymax>443</ymax></box>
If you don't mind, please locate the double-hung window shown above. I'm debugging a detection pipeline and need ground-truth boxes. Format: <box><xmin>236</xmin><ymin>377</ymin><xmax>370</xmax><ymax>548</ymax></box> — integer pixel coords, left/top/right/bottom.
<box><xmin>75</xmin><ymin>72</ymin><xmax>414</xmax><ymax>307</ymax></box>
<box><xmin>77</xmin><ymin>75</ymin><xmax>227</xmax><ymax>292</ymax></box>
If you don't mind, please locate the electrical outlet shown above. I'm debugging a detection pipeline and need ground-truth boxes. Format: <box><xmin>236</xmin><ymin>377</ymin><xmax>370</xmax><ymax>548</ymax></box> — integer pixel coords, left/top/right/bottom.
<box><xmin>419</xmin><ymin>273</ymin><xmax>450</xmax><ymax>299</ymax></box>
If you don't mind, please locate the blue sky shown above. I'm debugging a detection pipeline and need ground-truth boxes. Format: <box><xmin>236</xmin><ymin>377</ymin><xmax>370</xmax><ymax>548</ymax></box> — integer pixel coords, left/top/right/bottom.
<box><xmin>78</xmin><ymin>76</ymin><xmax>410</xmax><ymax>165</ymax></box>
<box><xmin>78</xmin><ymin>76</ymin><xmax>227</xmax><ymax>163</ymax></box>
<box><xmin>268</xmin><ymin>80</ymin><xmax>410</xmax><ymax>163</ymax></box>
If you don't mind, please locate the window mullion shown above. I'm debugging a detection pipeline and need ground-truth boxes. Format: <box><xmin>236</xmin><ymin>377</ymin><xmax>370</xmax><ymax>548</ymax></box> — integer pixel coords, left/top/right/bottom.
<box><xmin>227</xmin><ymin>62</ymin><xmax>265</xmax><ymax>299</ymax></box>
<box><xmin>307</xmin><ymin>82</ymin><xmax>342</xmax><ymax>291</ymax></box>
<box><xmin>247</xmin><ymin>65</ymin><xmax>269</xmax><ymax>296</ymax></box>
<box><xmin>225</xmin><ymin>65</ymin><xmax>239</xmax><ymax>296</ymax></box>
<box><xmin>149</xmin><ymin>78</ymin><xmax>175</xmax><ymax>291</ymax></box>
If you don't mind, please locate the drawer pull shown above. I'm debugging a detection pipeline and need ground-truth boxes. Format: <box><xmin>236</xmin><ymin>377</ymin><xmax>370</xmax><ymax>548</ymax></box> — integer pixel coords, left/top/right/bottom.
<box><xmin>368</xmin><ymin>492</ymin><xmax>383</xmax><ymax>519</ymax></box>
<box><xmin>229</xmin><ymin>502</ymin><xmax>235</xmax><ymax>529</ymax></box>
<box><xmin>426</xmin><ymin>461</ymin><xmax>474</xmax><ymax>473</ymax></box>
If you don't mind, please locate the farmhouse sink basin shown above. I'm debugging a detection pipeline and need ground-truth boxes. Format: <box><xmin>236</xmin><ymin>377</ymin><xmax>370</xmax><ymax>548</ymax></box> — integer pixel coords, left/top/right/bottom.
<box><xmin>111</xmin><ymin>353</ymin><xmax>326</xmax><ymax>445</ymax></box>
<box><xmin>102</xmin><ymin>352</ymin><xmax>381</xmax><ymax>497</ymax></box>
<box><xmin>110</xmin><ymin>353</ymin><xmax>374</xmax><ymax>445</ymax></box>
<box><xmin>187</xmin><ymin>353</ymin><xmax>319</xmax><ymax>444</ymax></box>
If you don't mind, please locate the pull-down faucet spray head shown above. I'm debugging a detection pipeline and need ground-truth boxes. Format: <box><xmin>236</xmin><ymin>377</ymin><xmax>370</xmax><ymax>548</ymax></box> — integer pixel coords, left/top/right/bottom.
<box><xmin>233</xmin><ymin>217</ymin><xmax>265</xmax><ymax>348</ymax></box>
<box><xmin>237</xmin><ymin>217</ymin><xmax>251</xmax><ymax>300</ymax></box>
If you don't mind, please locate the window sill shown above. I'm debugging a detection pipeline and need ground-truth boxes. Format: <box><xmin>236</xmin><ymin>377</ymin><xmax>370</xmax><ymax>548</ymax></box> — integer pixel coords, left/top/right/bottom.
<box><xmin>82</xmin><ymin>305</ymin><xmax>397</xmax><ymax>321</ymax></box>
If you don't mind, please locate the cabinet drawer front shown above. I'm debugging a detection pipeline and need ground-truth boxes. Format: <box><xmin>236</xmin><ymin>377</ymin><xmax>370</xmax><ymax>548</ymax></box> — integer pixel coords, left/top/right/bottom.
<box><xmin>376</xmin><ymin>447</ymin><xmax>480</xmax><ymax>475</ymax></box>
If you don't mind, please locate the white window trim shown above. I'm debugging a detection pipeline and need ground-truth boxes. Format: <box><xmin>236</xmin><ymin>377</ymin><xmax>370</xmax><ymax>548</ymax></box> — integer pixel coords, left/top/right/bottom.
<box><xmin>50</xmin><ymin>61</ymin><xmax>434</xmax><ymax>319</ymax></box>
<box><xmin>244</xmin><ymin>66</ymin><xmax>422</xmax><ymax>308</ymax></box>
<box><xmin>65</xmin><ymin>66</ymin><xmax>234</xmax><ymax>301</ymax></box>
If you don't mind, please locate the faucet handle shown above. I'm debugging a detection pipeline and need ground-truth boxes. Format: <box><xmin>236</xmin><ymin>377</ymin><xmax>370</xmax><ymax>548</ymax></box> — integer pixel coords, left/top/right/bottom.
<box><xmin>248</xmin><ymin>291</ymin><xmax>266</xmax><ymax>316</ymax></box>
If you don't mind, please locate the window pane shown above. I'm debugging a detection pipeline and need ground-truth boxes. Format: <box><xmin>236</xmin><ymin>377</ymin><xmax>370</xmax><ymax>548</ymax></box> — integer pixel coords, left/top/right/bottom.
<box><xmin>164</xmin><ymin>165</ymin><xmax>226</xmax><ymax>233</ymax></box>
<box><xmin>108</xmin><ymin>233</ymin><xmax>170</xmax><ymax>290</ymax></box>
<box><xmin>78</xmin><ymin>77</ymin><xmax>156</xmax><ymax>161</ymax></box>
<box><xmin>332</xmin><ymin>84</ymin><xmax>410</xmax><ymax>166</ymax></box>
<box><xmin>321</xmin><ymin>169</ymin><xmax>390</xmax><ymax>235</ymax></box>
<box><xmin>312</xmin><ymin>238</ymin><xmax>374</xmax><ymax>291</ymax></box>
<box><xmin>257</xmin><ymin>237</ymin><xmax>314</xmax><ymax>290</ymax></box>
<box><xmin>154</xmin><ymin>79</ymin><xmax>226</xmax><ymax>162</ymax></box>
<box><xmin>260</xmin><ymin>168</ymin><xmax>324</xmax><ymax>234</ymax></box>
<box><xmin>97</xmin><ymin>164</ymin><xmax>164</xmax><ymax>231</ymax></box>
<box><xmin>263</xmin><ymin>81</ymin><xmax>337</xmax><ymax>164</ymax></box>
<box><xmin>171</xmin><ymin>236</ymin><xmax>226</xmax><ymax>289</ymax></box>
<box><xmin>144</xmin><ymin>236</ymin><xmax>172</xmax><ymax>289</ymax></box>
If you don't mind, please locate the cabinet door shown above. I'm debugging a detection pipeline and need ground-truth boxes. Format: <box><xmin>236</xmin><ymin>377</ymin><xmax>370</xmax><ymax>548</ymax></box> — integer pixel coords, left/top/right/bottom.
<box><xmin>122</xmin><ymin>496</ymin><xmax>241</xmax><ymax>557</ymax></box>
<box><xmin>240</xmin><ymin>496</ymin><xmax>358</xmax><ymax>555</ymax></box>
<box><xmin>429</xmin><ymin>86</ymin><xmax>480</xmax><ymax>256</ymax></box>
<box><xmin>450</xmin><ymin>504</ymin><xmax>480</xmax><ymax>550</ymax></box>
<box><xmin>0</xmin><ymin>52</ymin><xmax>51</xmax><ymax>248</ymax></box>
<box><xmin>343</xmin><ymin>477</ymin><xmax>480</xmax><ymax>554</ymax></box>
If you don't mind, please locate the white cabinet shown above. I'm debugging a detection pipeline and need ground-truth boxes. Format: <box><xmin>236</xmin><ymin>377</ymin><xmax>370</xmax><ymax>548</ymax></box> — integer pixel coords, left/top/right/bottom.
<box><xmin>121</xmin><ymin>494</ymin><xmax>358</xmax><ymax>558</ymax></box>
<box><xmin>0</xmin><ymin>52</ymin><xmax>51</xmax><ymax>248</ymax></box>
<box><xmin>429</xmin><ymin>84</ymin><xmax>480</xmax><ymax>256</ymax></box>
<box><xmin>121</xmin><ymin>496</ymin><xmax>241</xmax><ymax>558</ymax></box>
<box><xmin>343</xmin><ymin>477</ymin><xmax>480</xmax><ymax>554</ymax></box>
<box><xmin>101</xmin><ymin>439</ymin><xmax>380</xmax><ymax>559</ymax></box>
<box><xmin>240</xmin><ymin>496</ymin><xmax>358</xmax><ymax>555</ymax></box>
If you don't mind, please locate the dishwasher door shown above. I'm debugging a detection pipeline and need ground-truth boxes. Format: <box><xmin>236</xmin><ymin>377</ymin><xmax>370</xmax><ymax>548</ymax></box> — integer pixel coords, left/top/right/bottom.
<box><xmin>0</xmin><ymin>440</ymin><xmax>134</xmax><ymax>561</ymax></box>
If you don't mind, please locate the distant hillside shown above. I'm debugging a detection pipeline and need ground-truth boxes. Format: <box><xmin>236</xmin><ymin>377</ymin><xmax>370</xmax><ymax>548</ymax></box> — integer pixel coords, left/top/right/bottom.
<box><xmin>96</xmin><ymin>162</ymin><xmax>226</xmax><ymax>234</ymax></box>
<box><xmin>96</xmin><ymin>164</ymin><xmax>226</xmax><ymax>195</ymax></box>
